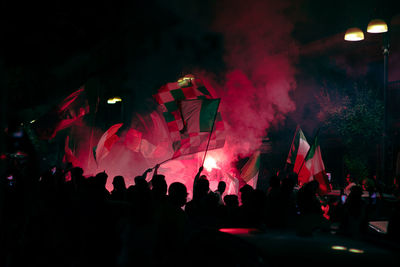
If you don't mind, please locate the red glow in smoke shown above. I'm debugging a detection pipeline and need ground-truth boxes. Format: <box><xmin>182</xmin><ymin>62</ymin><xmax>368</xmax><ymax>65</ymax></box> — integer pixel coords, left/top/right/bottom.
<box><xmin>70</xmin><ymin>0</ymin><xmax>299</xmax><ymax>195</ymax></box>
<box><xmin>203</xmin><ymin>0</ymin><xmax>299</xmax><ymax>161</ymax></box>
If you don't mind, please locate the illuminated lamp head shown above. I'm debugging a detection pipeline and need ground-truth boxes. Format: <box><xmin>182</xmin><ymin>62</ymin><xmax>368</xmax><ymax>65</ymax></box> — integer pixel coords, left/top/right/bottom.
<box><xmin>344</xmin><ymin>27</ymin><xmax>364</xmax><ymax>41</ymax></box>
<box><xmin>367</xmin><ymin>19</ymin><xmax>388</xmax><ymax>33</ymax></box>
<box><xmin>178</xmin><ymin>74</ymin><xmax>196</xmax><ymax>86</ymax></box>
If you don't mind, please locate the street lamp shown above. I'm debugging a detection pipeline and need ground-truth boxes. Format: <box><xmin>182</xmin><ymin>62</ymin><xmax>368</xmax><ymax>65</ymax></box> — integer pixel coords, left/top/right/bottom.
<box><xmin>344</xmin><ymin>18</ymin><xmax>389</xmax><ymax>183</ymax></box>
<box><xmin>107</xmin><ymin>96</ymin><xmax>124</xmax><ymax>122</ymax></box>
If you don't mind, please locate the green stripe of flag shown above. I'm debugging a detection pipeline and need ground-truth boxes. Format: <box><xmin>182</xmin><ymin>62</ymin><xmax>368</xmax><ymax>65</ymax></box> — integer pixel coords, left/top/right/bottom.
<box><xmin>180</xmin><ymin>99</ymin><xmax>220</xmax><ymax>133</ymax></box>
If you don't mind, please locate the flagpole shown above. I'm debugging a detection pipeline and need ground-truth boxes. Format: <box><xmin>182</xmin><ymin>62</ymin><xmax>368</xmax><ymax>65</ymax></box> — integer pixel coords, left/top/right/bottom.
<box><xmin>202</xmin><ymin>99</ymin><xmax>221</xmax><ymax>166</ymax></box>
<box><xmin>285</xmin><ymin>125</ymin><xmax>300</xmax><ymax>172</ymax></box>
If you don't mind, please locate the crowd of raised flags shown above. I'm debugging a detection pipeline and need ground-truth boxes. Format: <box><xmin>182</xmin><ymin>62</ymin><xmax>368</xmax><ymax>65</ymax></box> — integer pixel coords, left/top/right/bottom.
<box><xmin>28</xmin><ymin>75</ymin><xmax>331</xmax><ymax>195</ymax></box>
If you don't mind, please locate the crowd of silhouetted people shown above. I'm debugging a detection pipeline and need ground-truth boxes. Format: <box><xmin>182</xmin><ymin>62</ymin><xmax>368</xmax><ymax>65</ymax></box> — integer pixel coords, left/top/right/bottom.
<box><xmin>1</xmin><ymin>162</ymin><xmax>400</xmax><ymax>266</ymax></box>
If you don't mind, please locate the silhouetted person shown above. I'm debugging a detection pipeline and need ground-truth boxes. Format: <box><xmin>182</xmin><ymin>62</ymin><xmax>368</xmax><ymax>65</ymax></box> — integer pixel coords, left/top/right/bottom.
<box><xmin>64</xmin><ymin>167</ymin><xmax>85</xmax><ymax>197</ymax></box>
<box><xmin>238</xmin><ymin>184</ymin><xmax>260</xmax><ymax>227</ymax></box>
<box><xmin>91</xmin><ymin>171</ymin><xmax>111</xmax><ymax>200</ymax></box>
<box><xmin>111</xmin><ymin>175</ymin><xmax>127</xmax><ymax>201</ymax></box>
<box><xmin>279</xmin><ymin>177</ymin><xmax>298</xmax><ymax>228</ymax></box>
<box><xmin>150</xmin><ymin>174</ymin><xmax>168</xmax><ymax>205</ymax></box>
<box><xmin>339</xmin><ymin>185</ymin><xmax>368</xmax><ymax>238</ymax></box>
<box><xmin>154</xmin><ymin>182</ymin><xmax>189</xmax><ymax>265</ymax></box>
<box><xmin>214</xmin><ymin>181</ymin><xmax>226</xmax><ymax>205</ymax></box>
<box><xmin>185</xmin><ymin>166</ymin><xmax>219</xmax><ymax>228</ymax></box>
<box><xmin>296</xmin><ymin>180</ymin><xmax>327</xmax><ymax>235</ymax></box>
<box><xmin>265</xmin><ymin>175</ymin><xmax>281</xmax><ymax>227</ymax></box>
<box><xmin>118</xmin><ymin>174</ymin><xmax>156</xmax><ymax>266</ymax></box>
<box><xmin>218</xmin><ymin>194</ymin><xmax>239</xmax><ymax>227</ymax></box>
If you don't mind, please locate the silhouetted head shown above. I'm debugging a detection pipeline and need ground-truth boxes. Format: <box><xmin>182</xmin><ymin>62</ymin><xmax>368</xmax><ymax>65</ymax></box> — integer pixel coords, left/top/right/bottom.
<box><xmin>239</xmin><ymin>184</ymin><xmax>254</xmax><ymax>205</ymax></box>
<box><xmin>112</xmin><ymin>175</ymin><xmax>126</xmax><ymax>191</ymax></box>
<box><xmin>349</xmin><ymin>185</ymin><xmax>363</xmax><ymax>198</ymax></box>
<box><xmin>134</xmin><ymin>176</ymin><xmax>148</xmax><ymax>189</ymax></box>
<box><xmin>168</xmin><ymin>182</ymin><xmax>188</xmax><ymax>208</ymax></box>
<box><xmin>95</xmin><ymin>171</ymin><xmax>108</xmax><ymax>187</ymax></box>
<box><xmin>151</xmin><ymin>174</ymin><xmax>167</xmax><ymax>197</ymax></box>
<box><xmin>217</xmin><ymin>181</ymin><xmax>226</xmax><ymax>193</ymax></box>
<box><xmin>193</xmin><ymin>177</ymin><xmax>210</xmax><ymax>200</ymax></box>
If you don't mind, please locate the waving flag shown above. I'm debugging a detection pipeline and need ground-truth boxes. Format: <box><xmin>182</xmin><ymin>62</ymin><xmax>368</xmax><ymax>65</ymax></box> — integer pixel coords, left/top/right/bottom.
<box><xmin>153</xmin><ymin>77</ymin><xmax>225</xmax><ymax>158</ymax></box>
<box><xmin>304</xmin><ymin>135</ymin><xmax>331</xmax><ymax>194</ymax></box>
<box><xmin>124</xmin><ymin>128</ymin><xmax>142</xmax><ymax>152</ymax></box>
<box><xmin>63</xmin><ymin>136</ymin><xmax>81</xmax><ymax>167</ymax></box>
<box><xmin>240</xmin><ymin>150</ymin><xmax>260</xmax><ymax>189</ymax></box>
<box><xmin>33</xmin><ymin>87</ymin><xmax>89</xmax><ymax>140</ymax></box>
<box><xmin>286</xmin><ymin>127</ymin><xmax>310</xmax><ymax>173</ymax></box>
<box><xmin>94</xmin><ymin>123</ymin><xmax>123</xmax><ymax>163</ymax></box>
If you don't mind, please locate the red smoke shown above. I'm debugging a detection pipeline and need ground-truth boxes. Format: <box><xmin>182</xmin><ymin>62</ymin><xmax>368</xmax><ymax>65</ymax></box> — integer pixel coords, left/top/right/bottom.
<box><xmin>71</xmin><ymin>0</ymin><xmax>299</xmax><ymax>195</ymax></box>
<box><xmin>205</xmin><ymin>0</ymin><xmax>298</xmax><ymax>159</ymax></box>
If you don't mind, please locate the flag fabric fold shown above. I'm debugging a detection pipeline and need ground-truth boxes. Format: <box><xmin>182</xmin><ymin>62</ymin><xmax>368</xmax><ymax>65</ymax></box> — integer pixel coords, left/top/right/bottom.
<box><xmin>124</xmin><ymin>128</ymin><xmax>142</xmax><ymax>152</ymax></box>
<box><xmin>153</xmin><ymin>78</ymin><xmax>225</xmax><ymax>159</ymax></box>
<box><xmin>94</xmin><ymin>123</ymin><xmax>123</xmax><ymax>163</ymax></box>
<box><xmin>33</xmin><ymin>86</ymin><xmax>89</xmax><ymax>140</ymax></box>
<box><xmin>63</xmin><ymin>136</ymin><xmax>81</xmax><ymax>167</ymax></box>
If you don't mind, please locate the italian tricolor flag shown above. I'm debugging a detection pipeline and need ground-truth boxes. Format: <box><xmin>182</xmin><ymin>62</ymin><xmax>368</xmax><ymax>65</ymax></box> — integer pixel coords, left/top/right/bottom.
<box><xmin>304</xmin><ymin>135</ymin><xmax>331</xmax><ymax>194</ymax></box>
<box><xmin>180</xmin><ymin>99</ymin><xmax>220</xmax><ymax>133</ymax></box>
<box><xmin>286</xmin><ymin>127</ymin><xmax>310</xmax><ymax>175</ymax></box>
<box><xmin>240</xmin><ymin>150</ymin><xmax>260</xmax><ymax>189</ymax></box>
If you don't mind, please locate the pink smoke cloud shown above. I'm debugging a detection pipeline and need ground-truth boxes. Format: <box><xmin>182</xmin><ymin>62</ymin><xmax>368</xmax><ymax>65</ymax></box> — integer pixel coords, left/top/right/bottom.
<box><xmin>203</xmin><ymin>0</ymin><xmax>299</xmax><ymax>159</ymax></box>
<box><xmin>70</xmin><ymin>0</ymin><xmax>300</xmax><ymax>194</ymax></box>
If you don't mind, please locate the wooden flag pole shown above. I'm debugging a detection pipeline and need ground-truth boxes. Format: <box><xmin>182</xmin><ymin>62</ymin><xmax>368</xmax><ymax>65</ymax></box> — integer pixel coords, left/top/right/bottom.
<box><xmin>202</xmin><ymin>99</ymin><xmax>221</xmax><ymax>166</ymax></box>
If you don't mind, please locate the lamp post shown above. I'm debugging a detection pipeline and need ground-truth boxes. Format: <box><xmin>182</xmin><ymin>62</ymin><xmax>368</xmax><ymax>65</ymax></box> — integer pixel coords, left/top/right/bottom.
<box><xmin>344</xmin><ymin>19</ymin><xmax>389</xmax><ymax>183</ymax></box>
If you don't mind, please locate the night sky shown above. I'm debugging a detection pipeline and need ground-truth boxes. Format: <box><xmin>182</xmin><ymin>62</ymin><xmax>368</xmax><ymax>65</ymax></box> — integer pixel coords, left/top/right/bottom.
<box><xmin>4</xmin><ymin>0</ymin><xmax>399</xmax><ymax>110</ymax></box>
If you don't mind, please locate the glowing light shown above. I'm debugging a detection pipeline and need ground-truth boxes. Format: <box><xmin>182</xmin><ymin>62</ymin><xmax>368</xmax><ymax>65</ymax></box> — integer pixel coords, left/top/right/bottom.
<box><xmin>367</xmin><ymin>19</ymin><xmax>388</xmax><ymax>33</ymax></box>
<box><xmin>344</xmin><ymin>27</ymin><xmax>364</xmax><ymax>41</ymax></box>
<box><xmin>204</xmin><ymin>156</ymin><xmax>219</xmax><ymax>172</ymax></box>
<box><xmin>178</xmin><ymin>74</ymin><xmax>196</xmax><ymax>86</ymax></box>
<box><xmin>219</xmin><ymin>228</ymin><xmax>259</xmax><ymax>235</ymax></box>
<box><xmin>30</xmin><ymin>120</ymin><xmax>36</xmax><ymax>124</ymax></box>
<box><xmin>349</xmin><ymin>248</ymin><xmax>364</xmax><ymax>254</ymax></box>
<box><xmin>331</xmin><ymin>246</ymin><xmax>347</xmax><ymax>251</ymax></box>
<box><xmin>107</xmin><ymin>97</ymin><xmax>122</xmax><ymax>104</ymax></box>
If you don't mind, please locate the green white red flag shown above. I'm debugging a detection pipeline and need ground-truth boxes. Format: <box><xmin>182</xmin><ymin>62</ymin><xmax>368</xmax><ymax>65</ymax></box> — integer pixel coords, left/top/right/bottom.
<box><xmin>304</xmin><ymin>135</ymin><xmax>331</xmax><ymax>194</ymax></box>
<box><xmin>286</xmin><ymin>127</ymin><xmax>310</xmax><ymax>173</ymax></box>
<box><xmin>153</xmin><ymin>78</ymin><xmax>225</xmax><ymax>159</ymax></box>
<box><xmin>240</xmin><ymin>150</ymin><xmax>260</xmax><ymax>189</ymax></box>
